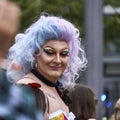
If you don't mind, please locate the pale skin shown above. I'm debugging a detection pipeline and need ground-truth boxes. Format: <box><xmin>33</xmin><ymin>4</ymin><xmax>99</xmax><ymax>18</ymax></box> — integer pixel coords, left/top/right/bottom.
<box><xmin>0</xmin><ymin>0</ymin><xmax>20</xmax><ymax>66</ymax></box>
<box><xmin>17</xmin><ymin>40</ymin><xmax>70</xmax><ymax>116</ymax></box>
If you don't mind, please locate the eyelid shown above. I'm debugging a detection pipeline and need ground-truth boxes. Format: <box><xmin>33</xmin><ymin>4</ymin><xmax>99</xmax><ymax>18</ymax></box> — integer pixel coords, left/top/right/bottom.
<box><xmin>42</xmin><ymin>48</ymin><xmax>54</xmax><ymax>55</ymax></box>
<box><xmin>61</xmin><ymin>49</ymin><xmax>69</xmax><ymax>53</ymax></box>
<box><xmin>42</xmin><ymin>47</ymin><xmax>69</xmax><ymax>56</ymax></box>
<box><xmin>42</xmin><ymin>47</ymin><xmax>53</xmax><ymax>51</ymax></box>
<box><xmin>43</xmin><ymin>48</ymin><xmax>53</xmax><ymax>52</ymax></box>
<box><xmin>61</xmin><ymin>51</ymin><xmax>69</xmax><ymax>54</ymax></box>
<box><xmin>60</xmin><ymin>51</ymin><xmax>69</xmax><ymax>57</ymax></box>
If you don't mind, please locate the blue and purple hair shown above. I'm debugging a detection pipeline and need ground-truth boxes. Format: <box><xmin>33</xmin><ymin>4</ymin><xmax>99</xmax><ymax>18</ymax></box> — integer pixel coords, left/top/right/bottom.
<box><xmin>7</xmin><ymin>15</ymin><xmax>87</xmax><ymax>87</ymax></box>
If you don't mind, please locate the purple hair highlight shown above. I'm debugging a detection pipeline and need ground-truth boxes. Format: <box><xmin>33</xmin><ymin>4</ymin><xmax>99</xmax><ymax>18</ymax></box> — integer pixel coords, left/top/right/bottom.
<box><xmin>7</xmin><ymin>15</ymin><xmax>87</xmax><ymax>87</ymax></box>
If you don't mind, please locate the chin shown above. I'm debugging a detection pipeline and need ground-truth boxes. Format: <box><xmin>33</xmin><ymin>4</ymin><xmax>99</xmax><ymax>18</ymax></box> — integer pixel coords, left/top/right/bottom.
<box><xmin>51</xmin><ymin>74</ymin><xmax>61</xmax><ymax>79</ymax></box>
<box><xmin>49</xmin><ymin>72</ymin><xmax>62</xmax><ymax>79</ymax></box>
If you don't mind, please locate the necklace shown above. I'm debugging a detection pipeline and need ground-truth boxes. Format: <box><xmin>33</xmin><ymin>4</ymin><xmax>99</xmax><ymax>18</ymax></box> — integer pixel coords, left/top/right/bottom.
<box><xmin>31</xmin><ymin>69</ymin><xmax>56</xmax><ymax>87</ymax></box>
<box><xmin>31</xmin><ymin>69</ymin><xmax>72</xmax><ymax>105</ymax></box>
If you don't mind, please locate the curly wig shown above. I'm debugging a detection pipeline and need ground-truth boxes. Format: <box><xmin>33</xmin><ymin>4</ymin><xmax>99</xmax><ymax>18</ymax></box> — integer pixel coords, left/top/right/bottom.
<box><xmin>7</xmin><ymin>14</ymin><xmax>87</xmax><ymax>87</ymax></box>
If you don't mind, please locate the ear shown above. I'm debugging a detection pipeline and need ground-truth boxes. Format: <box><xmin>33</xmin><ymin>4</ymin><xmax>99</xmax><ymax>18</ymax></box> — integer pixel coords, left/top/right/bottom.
<box><xmin>34</xmin><ymin>50</ymin><xmax>41</xmax><ymax>57</ymax></box>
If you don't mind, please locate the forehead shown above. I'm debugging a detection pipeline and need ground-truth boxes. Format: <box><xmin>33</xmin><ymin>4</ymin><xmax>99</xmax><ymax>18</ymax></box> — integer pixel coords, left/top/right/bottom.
<box><xmin>42</xmin><ymin>40</ymin><xmax>69</xmax><ymax>49</ymax></box>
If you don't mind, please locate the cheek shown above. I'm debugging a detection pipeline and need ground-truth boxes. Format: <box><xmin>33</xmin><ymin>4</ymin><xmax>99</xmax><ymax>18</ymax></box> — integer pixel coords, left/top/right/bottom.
<box><xmin>63</xmin><ymin>57</ymin><xmax>69</xmax><ymax>66</ymax></box>
<box><xmin>37</xmin><ymin>54</ymin><xmax>52</xmax><ymax>65</ymax></box>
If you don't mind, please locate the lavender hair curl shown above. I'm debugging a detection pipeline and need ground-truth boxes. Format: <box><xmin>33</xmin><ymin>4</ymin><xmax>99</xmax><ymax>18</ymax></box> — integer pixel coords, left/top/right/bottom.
<box><xmin>7</xmin><ymin>15</ymin><xmax>87</xmax><ymax>86</ymax></box>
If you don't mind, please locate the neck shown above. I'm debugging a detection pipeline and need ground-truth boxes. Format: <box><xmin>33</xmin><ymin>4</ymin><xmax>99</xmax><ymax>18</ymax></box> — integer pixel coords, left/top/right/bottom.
<box><xmin>31</xmin><ymin>69</ymin><xmax>57</xmax><ymax>87</ymax></box>
<box><xmin>31</xmin><ymin>69</ymin><xmax>72</xmax><ymax>106</ymax></box>
<box><xmin>37</xmin><ymin>68</ymin><xmax>58</xmax><ymax>83</ymax></box>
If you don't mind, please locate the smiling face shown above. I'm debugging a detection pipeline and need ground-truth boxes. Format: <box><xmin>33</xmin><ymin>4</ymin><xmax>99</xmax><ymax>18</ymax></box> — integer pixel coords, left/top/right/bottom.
<box><xmin>35</xmin><ymin>40</ymin><xmax>69</xmax><ymax>83</ymax></box>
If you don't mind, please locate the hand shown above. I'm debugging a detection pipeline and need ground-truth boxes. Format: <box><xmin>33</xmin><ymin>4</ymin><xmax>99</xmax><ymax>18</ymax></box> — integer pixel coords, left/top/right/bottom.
<box><xmin>0</xmin><ymin>0</ymin><xmax>21</xmax><ymax>59</ymax></box>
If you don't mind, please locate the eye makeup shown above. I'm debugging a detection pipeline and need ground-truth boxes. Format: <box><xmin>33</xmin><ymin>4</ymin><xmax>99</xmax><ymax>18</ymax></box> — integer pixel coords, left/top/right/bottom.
<box><xmin>42</xmin><ymin>47</ymin><xmax>69</xmax><ymax>57</ymax></box>
<box><xmin>43</xmin><ymin>48</ymin><xmax>54</xmax><ymax>55</ymax></box>
<box><xmin>60</xmin><ymin>49</ymin><xmax>69</xmax><ymax>57</ymax></box>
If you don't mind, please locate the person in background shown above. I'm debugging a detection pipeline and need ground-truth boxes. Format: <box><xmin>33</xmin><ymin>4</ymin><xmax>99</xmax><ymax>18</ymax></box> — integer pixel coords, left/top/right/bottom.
<box><xmin>114</xmin><ymin>98</ymin><xmax>120</xmax><ymax>120</ymax></box>
<box><xmin>110</xmin><ymin>98</ymin><xmax>120</xmax><ymax>120</ymax></box>
<box><xmin>0</xmin><ymin>1</ymin><xmax>44</xmax><ymax>119</ymax></box>
<box><xmin>19</xmin><ymin>83</ymin><xmax>50</xmax><ymax>120</ymax></box>
<box><xmin>0</xmin><ymin>0</ymin><xmax>20</xmax><ymax>64</ymax></box>
<box><xmin>67</xmin><ymin>83</ymin><xmax>98</xmax><ymax>120</ymax></box>
<box><xmin>0</xmin><ymin>0</ymin><xmax>21</xmax><ymax>91</ymax></box>
<box><xmin>0</xmin><ymin>76</ymin><xmax>44</xmax><ymax>120</ymax></box>
<box><xmin>6</xmin><ymin>14</ymin><xmax>87</xmax><ymax>119</ymax></box>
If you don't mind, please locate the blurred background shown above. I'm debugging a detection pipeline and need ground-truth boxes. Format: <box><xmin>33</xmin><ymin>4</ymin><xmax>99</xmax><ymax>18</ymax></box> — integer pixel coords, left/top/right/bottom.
<box><xmin>9</xmin><ymin>0</ymin><xmax>120</xmax><ymax>119</ymax></box>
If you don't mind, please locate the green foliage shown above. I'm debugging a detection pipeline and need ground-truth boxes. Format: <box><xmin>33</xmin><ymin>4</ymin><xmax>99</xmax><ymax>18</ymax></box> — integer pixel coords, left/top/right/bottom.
<box><xmin>103</xmin><ymin>0</ymin><xmax>120</xmax><ymax>54</ymax></box>
<box><xmin>9</xmin><ymin>0</ymin><xmax>84</xmax><ymax>35</ymax></box>
<box><xmin>39</xmin><ymin>0</ymin><xmax>84</xmax><ymax>33</ymax></box>
<box><xmin>104</xmin><ymin>0</ymin><xmax>120</xmax><ymax>7</ymax></box>
<box><xmin>10</xmin><ymin>0</ymin><xmax>41</xmax><ymax>31</ymax></box>
<box><xmin>9</xmin><ymin>0</ymin><xmax>120</xmax><ymax>54</ymax></box>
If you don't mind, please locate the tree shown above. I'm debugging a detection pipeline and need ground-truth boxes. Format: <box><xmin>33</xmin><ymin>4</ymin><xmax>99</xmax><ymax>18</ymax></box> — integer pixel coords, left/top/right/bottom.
<box><xmin>10</xmin><ymin>0</ymin><xmax>84</xmax><ymax>36</ymax></box>
<box><xmin>10</xmin><ymin>0</ymin><xmax>41</xmax><ymax>31</ymax></box>
<box><xmin>103</xmin><ymin>0</ymin><xmax>120</xmax><ymax>54</ymax></box>
<box><xmin>9</xmin><ymin>0</ymin><xmax>120</xmax><ymax>54</ymax></box>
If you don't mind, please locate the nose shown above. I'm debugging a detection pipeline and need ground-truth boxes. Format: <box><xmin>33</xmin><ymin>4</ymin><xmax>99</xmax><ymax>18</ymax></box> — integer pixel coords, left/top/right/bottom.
<box><xmin>53</xmin><ymin>54</ymin><xmax>61</xmax><ymax>64</ymax></box>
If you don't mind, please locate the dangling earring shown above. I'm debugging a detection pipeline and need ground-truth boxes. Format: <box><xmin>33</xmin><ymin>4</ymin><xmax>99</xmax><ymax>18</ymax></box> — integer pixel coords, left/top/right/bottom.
<box><xmin>31</xmin><ymin>60</ymin><xmax>37</xmax><ymax>69</ymax></box>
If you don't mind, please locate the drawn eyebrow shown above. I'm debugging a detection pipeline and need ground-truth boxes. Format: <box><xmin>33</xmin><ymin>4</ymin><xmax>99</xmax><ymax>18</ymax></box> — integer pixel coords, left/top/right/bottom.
<box><xmin>43</xmin><ymin>46</ymin><xmax>69</xmax><ymax>51</ymax></box>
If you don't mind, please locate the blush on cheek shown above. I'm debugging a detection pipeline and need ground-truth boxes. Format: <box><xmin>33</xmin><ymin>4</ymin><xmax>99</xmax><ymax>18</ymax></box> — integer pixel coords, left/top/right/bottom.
<box><xmin>39</xmin><ymin>53</ymin><xmax>53</xmax><ymax>62</ymax></box>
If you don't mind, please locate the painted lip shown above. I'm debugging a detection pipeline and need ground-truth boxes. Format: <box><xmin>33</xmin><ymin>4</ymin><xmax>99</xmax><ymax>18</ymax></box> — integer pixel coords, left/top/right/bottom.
<box><xmin>49</xmin><ymin>66</ymin><xmax>62</xmax><ymax>70</ymax></box>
